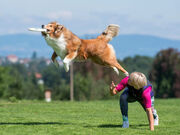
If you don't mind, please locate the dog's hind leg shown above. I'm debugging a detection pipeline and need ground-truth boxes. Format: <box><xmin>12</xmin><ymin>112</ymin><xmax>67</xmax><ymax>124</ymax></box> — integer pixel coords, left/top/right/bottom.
<box><xmin>113</xmin><ymin>62</ymin><xmax>129</xmax><ymax>76</ymax></box>
<box><xmin>112</xmin><ymin>66</ymin><xmax>119</xmax><ymax>75</ymax></box>
<box><xmin>63</xmin><ymin>51</ymin><xmax>77</xmax><ymax>72</ymax></box>
<box><xmin>104</xmin><ymin>44</ymin><xmax>129</xmax><ymax>76</ymax></box>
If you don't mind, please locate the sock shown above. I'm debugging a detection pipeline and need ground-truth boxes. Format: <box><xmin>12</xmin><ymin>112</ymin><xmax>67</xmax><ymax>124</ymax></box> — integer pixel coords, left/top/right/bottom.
<box><xmin>122</xmin><ymin>115</ymin><xmax>128</xmax><ymax>122</ymax></box>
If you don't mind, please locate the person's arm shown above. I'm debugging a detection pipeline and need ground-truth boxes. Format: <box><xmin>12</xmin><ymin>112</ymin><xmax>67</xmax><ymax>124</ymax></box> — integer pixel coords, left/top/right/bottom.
<box><xmin>110</xmin><ymin>77</ymin><xmax>129</xmax><ymax>96</ymax></box>
<box><xmin>142</xmin><ymin>87</ymin><xmax>154</xmax><ymax>131</ymax></box>
<box><xmin>146</xmin><ymin>108</ymin><xmax>154</xmax><ymax>131</ymax></box>
<box><xmin>115</xmin><ymin>77</ymin><xmax>129</xmax><ymax>91</ymax></box>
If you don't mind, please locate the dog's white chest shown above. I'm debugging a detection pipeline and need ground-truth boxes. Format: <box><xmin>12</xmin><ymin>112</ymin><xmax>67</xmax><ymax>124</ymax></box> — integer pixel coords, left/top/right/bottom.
<box><xmin>45</xmin><ymin>34</ymin><xmax>67</xmax><ymax>59</ymax></box>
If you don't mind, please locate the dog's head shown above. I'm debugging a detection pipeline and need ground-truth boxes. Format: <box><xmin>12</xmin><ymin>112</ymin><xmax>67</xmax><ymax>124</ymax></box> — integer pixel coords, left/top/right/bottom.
<box><xmin>41</xmin><ymin>22</ymin><xmax>64</xmax><ymax>38</ymax></box>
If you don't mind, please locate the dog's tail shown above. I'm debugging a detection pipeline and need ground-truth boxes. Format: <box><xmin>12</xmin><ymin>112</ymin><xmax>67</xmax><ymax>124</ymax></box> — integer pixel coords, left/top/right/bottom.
<box><xmin>98</xmin><ymin>24</ymin><xmax>120</xmax><ymax>42</ymax></box>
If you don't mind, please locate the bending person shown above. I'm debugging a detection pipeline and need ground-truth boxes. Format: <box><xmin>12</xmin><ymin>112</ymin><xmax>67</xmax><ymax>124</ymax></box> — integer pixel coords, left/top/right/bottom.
<box><xmin>110</xmin><ymin>72</ymin><xmax>159</xmax><ymax>131</ymax></box>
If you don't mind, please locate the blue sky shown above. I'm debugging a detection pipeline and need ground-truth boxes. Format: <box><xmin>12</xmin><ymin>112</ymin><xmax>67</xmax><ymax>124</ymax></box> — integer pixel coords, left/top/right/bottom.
<box><xmin>1</xmin><ymin>0</ymin><xmax>180</xmax><ymax>39</ymax></box>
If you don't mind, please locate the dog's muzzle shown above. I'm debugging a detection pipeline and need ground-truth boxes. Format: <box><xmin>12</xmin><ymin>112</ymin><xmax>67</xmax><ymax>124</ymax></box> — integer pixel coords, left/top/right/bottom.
<box><xmin>41</xmin><ymin>25</ymin><xmax>49</xmax><ymax>36</ymax></box>
<box><xmin>42</xmin><ymin>25</ymin><xmax>50</xmax><ymax>33</ymax></box>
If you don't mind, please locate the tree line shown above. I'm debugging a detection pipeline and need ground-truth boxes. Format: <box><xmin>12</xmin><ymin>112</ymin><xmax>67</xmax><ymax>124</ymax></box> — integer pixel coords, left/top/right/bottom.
<box><xmin>0</xmin><ymin>48</ymin><xmax>179</xmax><ymax>101</ymax></box>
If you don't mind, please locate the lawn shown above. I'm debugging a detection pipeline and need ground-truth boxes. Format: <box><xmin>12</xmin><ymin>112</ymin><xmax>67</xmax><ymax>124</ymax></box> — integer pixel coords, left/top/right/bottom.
<box><xmin>0</xmin><ymin>99</ymin><xmax>180</xmax><ymax>135</ymax></box>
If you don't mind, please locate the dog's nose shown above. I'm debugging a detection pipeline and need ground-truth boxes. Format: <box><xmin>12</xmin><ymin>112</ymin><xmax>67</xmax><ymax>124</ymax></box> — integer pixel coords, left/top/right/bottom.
<box><xmin>42</xmin><ymin>25</ymin><xmax>44</xmax><ymax>28</ymax></box>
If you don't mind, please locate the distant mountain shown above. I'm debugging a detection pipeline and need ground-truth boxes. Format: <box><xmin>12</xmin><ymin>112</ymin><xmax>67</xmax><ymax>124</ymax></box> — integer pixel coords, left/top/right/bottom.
<box><xmin>0</xmin><ymin>34</ymin><xmax>180</xmax><ymax>59</ymax></box>
<box><xmin>111</xmin><ymin>34</ymin><xmax>180</xmax><ymax>59</ymax></box>
<box><xmin>0</xmin><ymin>34</ymin><xmax>51</xmax><ymax>58</ymax></box>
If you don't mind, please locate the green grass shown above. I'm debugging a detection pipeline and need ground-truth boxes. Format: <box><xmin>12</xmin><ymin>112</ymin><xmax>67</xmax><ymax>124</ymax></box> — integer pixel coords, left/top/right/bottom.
<box><xmin>0</xmin><ymin>99</ymin><xmax>180</xmax><ymax>135</ymax></box>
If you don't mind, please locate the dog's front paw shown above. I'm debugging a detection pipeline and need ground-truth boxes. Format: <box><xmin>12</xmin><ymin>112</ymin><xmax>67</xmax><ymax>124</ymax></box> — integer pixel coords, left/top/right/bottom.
<box><xmin>63</xmin><ymin>63</ymin><xmax>69</xmax><ymax>72</ymax></box>
<box><xmin>63</xmin><ymin>58</ymin><xmax>71</xmax><ymax>72</ymax></box>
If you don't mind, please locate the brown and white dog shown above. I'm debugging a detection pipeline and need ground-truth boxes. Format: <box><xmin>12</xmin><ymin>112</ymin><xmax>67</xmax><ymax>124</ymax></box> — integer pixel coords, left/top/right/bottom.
<box><xmin>41</xmin><ymin>22</ymin><xmax>129</xmax><ymax>76</ymax></box>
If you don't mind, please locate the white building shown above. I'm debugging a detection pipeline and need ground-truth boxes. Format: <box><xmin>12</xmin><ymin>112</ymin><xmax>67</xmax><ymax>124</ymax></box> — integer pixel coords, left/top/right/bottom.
<box><xmin>6</xmin><ymin>55</ymin><xmax>18</xmax><ymax>63</ymax></box>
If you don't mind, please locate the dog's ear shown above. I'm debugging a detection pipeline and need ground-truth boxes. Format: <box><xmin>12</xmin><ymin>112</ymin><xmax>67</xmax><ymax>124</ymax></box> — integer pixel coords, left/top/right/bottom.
<box><xmin>54</xmin><ymin>25</ymin><xmax>64</xmax><ymax>38</ymax></box>
<box><xmin>55</xmin><ymin>24</ymin><xmax>63</xmax><ymax>33</ymax></box>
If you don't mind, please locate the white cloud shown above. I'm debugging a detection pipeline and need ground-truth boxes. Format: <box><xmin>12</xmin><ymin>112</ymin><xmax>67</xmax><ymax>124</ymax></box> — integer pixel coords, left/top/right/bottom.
<box><xmin>47</xmin><ymin>11</ymin><xmax>72</xmax><ymax>20</ymax></box>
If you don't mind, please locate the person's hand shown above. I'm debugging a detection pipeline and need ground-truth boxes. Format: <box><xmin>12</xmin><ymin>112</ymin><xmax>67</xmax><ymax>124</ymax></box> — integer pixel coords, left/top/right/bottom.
<box><xmin>110</xmin><ymin>81</ymin><xmax>117</xmax><ymax>96</ymax></box>
<box><xmin>110</xmin><ymin>81</ymin><xmax>116</xmax><ymax>90</ymax></box>
<box><xmin>150</xmin><ymin>127</ymin><xmax>154</xmax><ymax>131</ymax></box>
<box><xmin>112</xmin><ymin>88</ymin><xmax>117</xmax><ymax>95</ymax></box>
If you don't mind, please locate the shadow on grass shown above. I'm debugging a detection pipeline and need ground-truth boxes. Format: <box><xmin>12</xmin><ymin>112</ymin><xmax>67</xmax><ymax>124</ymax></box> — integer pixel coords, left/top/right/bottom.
<box><xmin>130</xmin><ymin>124</ymin><xmax>149</xmax><ymax>129</ymax></box>
<box><xmin>89</xmin><ymin>123</ymin><xmax>149</xmax><ymax>129</ymax></box>
<box><xmin>98</xmin><ymin>124</ymin><xmax>122</xmax><ymax>128</ymax></box>
<box><xmin>0</xmin><ymin>122</ymin><xmax>70</xmax><ymax>126</ymax></box>
<box><xmin>84</xmin><ymin>124</ymin><xmax>122</xmax><ymax>128</ymax></box>
<box><xmin>130</xmin><ymin>124</ymin><xmax>148</xmax><ymax>127</ymax></box>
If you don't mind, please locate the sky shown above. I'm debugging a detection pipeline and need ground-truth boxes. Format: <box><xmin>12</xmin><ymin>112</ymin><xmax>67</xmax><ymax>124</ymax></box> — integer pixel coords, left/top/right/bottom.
<box><xmin>0</xmin><ymin>0</ymin><xmax>180</xmax><ymax>39</ymax></box>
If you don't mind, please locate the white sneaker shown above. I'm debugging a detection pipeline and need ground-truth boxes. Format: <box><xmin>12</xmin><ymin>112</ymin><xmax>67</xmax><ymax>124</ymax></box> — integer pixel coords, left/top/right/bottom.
<box><xmin>122</xmin><ymin>121</ymin><xmax>129</xmax><ymax>128</ymax></box>
<box><xmin>154</xmin><ymin>114</ymin><xmax>159</xmax><ymax>126</ymax></box>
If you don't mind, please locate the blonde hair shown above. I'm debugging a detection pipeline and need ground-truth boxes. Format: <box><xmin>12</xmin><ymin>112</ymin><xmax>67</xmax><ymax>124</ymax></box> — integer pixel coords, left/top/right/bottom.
<box><xmin>128</xmin><ymin>72</ymin><xmax>147</xmax><ymax>89</ymax></box>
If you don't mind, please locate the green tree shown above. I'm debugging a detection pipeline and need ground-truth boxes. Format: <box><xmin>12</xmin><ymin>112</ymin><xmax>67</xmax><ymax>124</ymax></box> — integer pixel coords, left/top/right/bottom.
<box><xmin>123</xmin><ymin>55</ymin><xmax>154</xmax><ymax>76</ymax></box>
<box><xmin>3</xmin><ymin>63</ymin><xmax>44</xmax><ymax>100</ymax></box>
<box><xmin>42</xmin><ymin>64</ymin><xmax>70</xmax><ymax>100</ymax></box>
<box><xmin>0</xmin><ymin>66</ymin><xmax>11</xmax><ymax>97</ymax></box>
<box><xmin>73</xmin><ymin>61</ymin><xmax>121</xmax><ymax>100</ymax></box>
<box><xmin>149</xmin><ymin>48</ymin><xmax>180</xmax><ymax>98</ymax></box>
<box><xmin>74</xmin><ymin>72</ymin><xmax>111</xmax><ymax>101</ymax></box>
<box><xmin>0</xmin><ymin>66</ymin><xmax>25</xmax><ymax>99</ymax></box>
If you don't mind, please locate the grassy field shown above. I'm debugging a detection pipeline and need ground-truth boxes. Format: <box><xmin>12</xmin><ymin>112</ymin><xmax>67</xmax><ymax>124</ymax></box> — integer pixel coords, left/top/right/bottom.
<box><xmin>0</xmin><ymin>99</ymin><xmax>180</xmax><ymax>135</ymax></box>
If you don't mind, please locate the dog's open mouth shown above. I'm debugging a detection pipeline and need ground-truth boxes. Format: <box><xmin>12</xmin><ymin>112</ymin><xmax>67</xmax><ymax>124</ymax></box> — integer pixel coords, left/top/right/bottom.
<box><xmin>41</xmin><ymin>25</ymin><xmax>49</xmax><ymax>36</ymax></box>
<box><xmin>41</xmin><ymin>29</ymin><xmax>51</xmax><ymax>36</ymax></box>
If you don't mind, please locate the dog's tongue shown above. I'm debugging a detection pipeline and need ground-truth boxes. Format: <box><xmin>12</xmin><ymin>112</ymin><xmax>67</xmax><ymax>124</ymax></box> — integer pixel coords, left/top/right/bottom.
<box><xmin>28</xmin><ymin>28</ymin><xmax>47</xmax><ymax>32</ymax></box>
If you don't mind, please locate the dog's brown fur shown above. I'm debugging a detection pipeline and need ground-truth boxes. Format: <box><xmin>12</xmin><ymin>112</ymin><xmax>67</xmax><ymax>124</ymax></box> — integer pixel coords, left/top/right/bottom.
<box><xmin>42</xmin><ymin>22</ymin><xmax>128</xmax><ymax>75</ymax></box>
